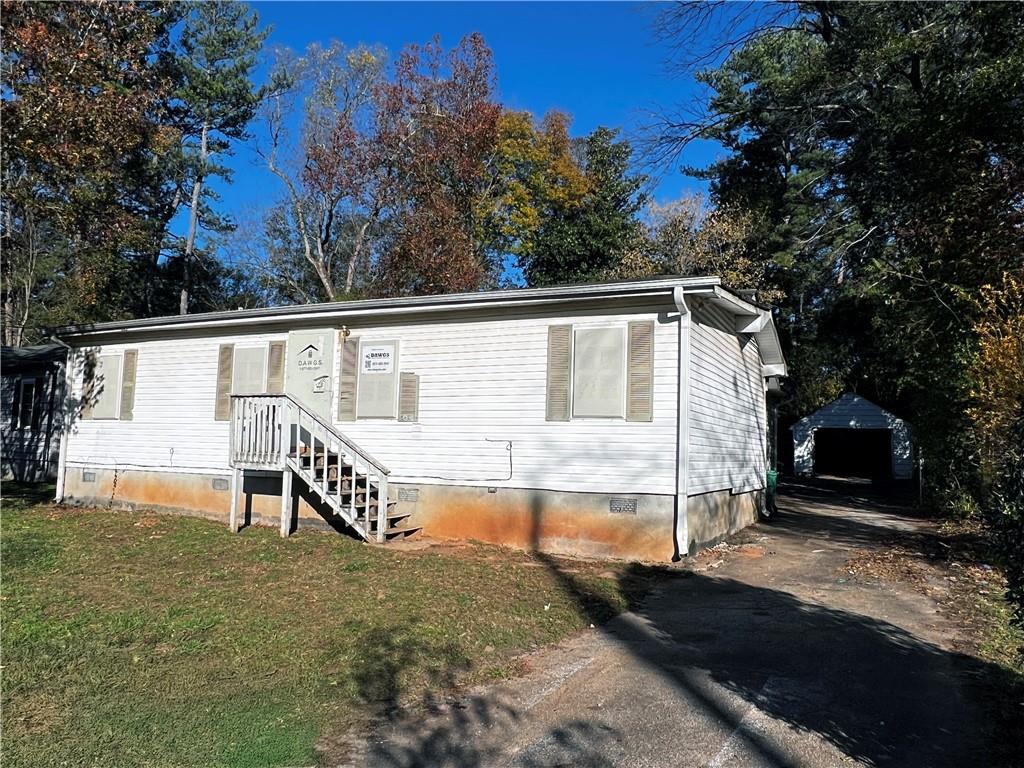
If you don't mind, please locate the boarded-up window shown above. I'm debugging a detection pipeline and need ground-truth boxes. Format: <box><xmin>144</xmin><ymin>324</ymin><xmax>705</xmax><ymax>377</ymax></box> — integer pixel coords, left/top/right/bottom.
<box><xmin>91</xmin><ymin>355</ymin><xmax>122</xmax><ymax>419</ymax></box>
<box><xmin>356</xmin><ymin>340</ymin><xmax>398</xmax><ymax>418</ymax></box>
<box><xmin>572</xmin><ymin>327</ymin><xmax>625</xmax><ymax>418</ymax></box>
<box><xmin>232</xmin><ymin>346</ymin><xmax>267</xmax><ymax>395</ymax></box>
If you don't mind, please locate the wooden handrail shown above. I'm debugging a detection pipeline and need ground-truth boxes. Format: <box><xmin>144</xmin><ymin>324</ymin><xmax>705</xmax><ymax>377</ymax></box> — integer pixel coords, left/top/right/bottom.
<box><xmin>229</xmin><ymin>392</ymin><xmax>390</xmax><ymax>475</ymax></box>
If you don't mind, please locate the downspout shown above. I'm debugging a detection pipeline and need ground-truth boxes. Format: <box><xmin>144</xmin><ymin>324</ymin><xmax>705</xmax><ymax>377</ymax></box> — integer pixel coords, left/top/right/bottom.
<box><xmin>673</xmin><ymin>287</ymin><xmax>691</xmax><ymax>559</ymax></box>
<box><xmin>49</xmin><ymin>334</ymin><xmax>74</xmax><ymax>502</ymax></box>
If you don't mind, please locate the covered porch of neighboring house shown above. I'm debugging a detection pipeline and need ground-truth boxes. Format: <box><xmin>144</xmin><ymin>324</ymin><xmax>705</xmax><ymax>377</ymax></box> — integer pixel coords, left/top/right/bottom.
<box><xmin>228</xmin><ymin>393</ymin><xmax>419</xmax><ymax>542</ymax></box>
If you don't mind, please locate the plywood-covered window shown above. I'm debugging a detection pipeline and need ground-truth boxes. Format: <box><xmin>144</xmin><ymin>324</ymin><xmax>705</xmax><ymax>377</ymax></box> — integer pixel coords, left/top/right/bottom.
<box><xmin>547</xmin><ymin>322</ymin><xmax>654</xmax><ymax>423</ymax></box>
<box><xmin>572</xmin><ymin>327</ymin><xmax>626</xmax><ymax>418</ymax></box>
<box><xmin>232</xmin><ymin>346</ymin><xmax>267</xmax><ymax>395</ymax></box>
<box><xmin>91</xmin><ymin>354</ymin><xmax>122</xmax><ymax>419</ymax></box>
<box><xmin>356</xmin><ymin>340</ymin><xmax>398</xmax><ymax>418</ymax></box>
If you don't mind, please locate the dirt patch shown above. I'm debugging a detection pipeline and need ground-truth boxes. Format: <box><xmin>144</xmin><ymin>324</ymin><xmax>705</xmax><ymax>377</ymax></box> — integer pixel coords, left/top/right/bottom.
<box><xmin>7</xmin><ymin>692</ymin><xmax>60</xmax><ymax>736</ymax></box>
<box><xmin>841</xmin><ymin>546</ymin><xmax>933</xmax><ymax>592</ymax></box>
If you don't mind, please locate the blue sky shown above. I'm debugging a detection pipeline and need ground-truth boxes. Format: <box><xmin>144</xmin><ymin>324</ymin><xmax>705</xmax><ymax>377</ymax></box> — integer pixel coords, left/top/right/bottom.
<box><xmin>198</xmin><ymin>1</ymin><xmax>724</xmax><ymax>245</ymax></box>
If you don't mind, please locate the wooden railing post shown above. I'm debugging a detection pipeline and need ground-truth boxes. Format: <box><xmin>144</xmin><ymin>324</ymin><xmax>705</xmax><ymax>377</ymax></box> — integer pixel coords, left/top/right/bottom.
<box><xmin>377</xmin><ymin>473</ymin><xmax>388</xmax><ymax>543</ymax></box>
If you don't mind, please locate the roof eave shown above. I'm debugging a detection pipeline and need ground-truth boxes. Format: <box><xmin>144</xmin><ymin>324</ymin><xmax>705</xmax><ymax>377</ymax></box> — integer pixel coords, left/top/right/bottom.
<box><xmin>55</xmin><ymin>277</ymin><xmax>725</xmax><ymax>341</ymax></box>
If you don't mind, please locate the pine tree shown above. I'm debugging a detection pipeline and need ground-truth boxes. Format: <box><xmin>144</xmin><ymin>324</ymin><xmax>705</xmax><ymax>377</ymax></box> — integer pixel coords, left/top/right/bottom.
<box><xmin>172</xmin><ymin>1</ymin><xmax>267</xmax><ymax>314</ymax></box>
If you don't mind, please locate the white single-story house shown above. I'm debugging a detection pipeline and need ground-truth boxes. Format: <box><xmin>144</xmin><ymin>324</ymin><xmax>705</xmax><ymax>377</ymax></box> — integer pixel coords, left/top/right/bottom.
<box><xmin>53</xmin><ymin>277</ymin><xmax>786</xmax><ymax>561</ymax></box>
<box><xmin>793</xmin><ymin>393</ymin><xmax>914</xmax><ymax>480</ymax></box>
<box><xmin>2</xmin><ymin>343</ymin><xmax>67</xmax><ymax>482</ymax></box>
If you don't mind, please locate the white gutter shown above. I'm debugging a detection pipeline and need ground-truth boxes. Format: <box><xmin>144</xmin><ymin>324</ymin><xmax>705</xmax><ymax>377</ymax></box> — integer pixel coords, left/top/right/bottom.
<box><xmin>672</xmin><ymin>286</ymin><xmax>692</xmax><ymax>559</ymax></box>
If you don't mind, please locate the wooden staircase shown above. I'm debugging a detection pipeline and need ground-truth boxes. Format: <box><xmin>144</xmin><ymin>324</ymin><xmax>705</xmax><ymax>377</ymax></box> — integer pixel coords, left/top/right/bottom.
<box><xmin>227</xmin><ymin>393</ymin><xmax>420</xmax><ymax>542</ymax></box>
<box><xmin>286</xmin><ymin>445</ymin><xmax>419</xmax><ymax>540</ymax></box>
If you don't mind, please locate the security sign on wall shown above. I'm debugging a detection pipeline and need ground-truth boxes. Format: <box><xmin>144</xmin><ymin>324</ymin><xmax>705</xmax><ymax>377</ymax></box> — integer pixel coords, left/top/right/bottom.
<box><xmin>286</xmin><ymin>329</ymin><xmax>335</xmax><ymax>420</ymax></box>
<box><xmin>360</xmin><ymin>344</ymin><xmax>394</xmax><ymax>374</ymax></box>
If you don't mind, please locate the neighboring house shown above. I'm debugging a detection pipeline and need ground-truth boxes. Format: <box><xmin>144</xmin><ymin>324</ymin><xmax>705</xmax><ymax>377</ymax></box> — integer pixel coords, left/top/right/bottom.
<box><xmin>53</xmin><ymin>277</ymin><xmax>786</xmax><ymax>561</ymax></box>
<box><xmin>793</xmin><ymin>393</ymin><xmax>914</xmax><ymax>481</ymax></box>
<box><xmin>1</xmin><ymin>344</ymin><xmax>67</xmax><ymax>482</ymax></box>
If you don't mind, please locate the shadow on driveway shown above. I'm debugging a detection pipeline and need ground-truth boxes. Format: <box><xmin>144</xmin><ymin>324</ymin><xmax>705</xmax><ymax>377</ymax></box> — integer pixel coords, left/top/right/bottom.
<box><xmin>354</xmin><ymin>481</ymin><xmax>1010</xmax><ymax>768</ymax></box>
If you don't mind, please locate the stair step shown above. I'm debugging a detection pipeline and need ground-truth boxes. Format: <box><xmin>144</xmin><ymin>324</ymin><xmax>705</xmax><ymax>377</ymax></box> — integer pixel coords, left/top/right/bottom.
<box><xmin>367</xmin><ymin>510</ymin><xmax>412</xmax><ymax>527</ymax></box>
<box><xmin>290</xmin><ymin>449</ymin><xmax>347</xmax><ymax>469</ymax></box>
<box><xmin>313</xmin><ymin>468</ymin><xmax>369</xmax><ymax>485</ymax></box>
<box><xmin>384</xmin><ymin>525</ymin><xmax>421</xmax><ymax>539</ymax></box>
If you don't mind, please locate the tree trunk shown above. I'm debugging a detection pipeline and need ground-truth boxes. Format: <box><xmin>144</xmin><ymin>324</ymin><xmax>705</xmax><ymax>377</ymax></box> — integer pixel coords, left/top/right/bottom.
<box><xmin>345</xmin><ymin>220</ymin><xmax>372</xmax><ymax>294</ymax></box>
<box><xmin>181</xmin><ymin>121</ymin><xmax>209</xmax><ymax>315</ymax></box>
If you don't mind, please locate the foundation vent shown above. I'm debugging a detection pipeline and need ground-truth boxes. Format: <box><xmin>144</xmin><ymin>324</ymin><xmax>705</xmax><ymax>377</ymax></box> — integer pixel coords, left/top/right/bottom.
<box><xmin>212</xmin><ymin>478</ymin><xmax>230</xmax><ymax>491</ymax></box>
<box><xmin>398</xmin><ymin>488</ymin><xmax>419</xmax><ymax>502</ymax></box>
<box><xmin>81</xmin><ymin>470</ymin><xmax>96</xmax><ymax>483</ymax></box>
<box><xmin>609</xmin><ymin>497</ymin><xmax>638</xmax><ymax>515</ymax></box>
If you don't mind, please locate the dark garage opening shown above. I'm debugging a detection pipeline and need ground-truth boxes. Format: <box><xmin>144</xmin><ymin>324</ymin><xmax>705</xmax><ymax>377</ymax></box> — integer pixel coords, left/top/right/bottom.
<box><xmin>814</xmin><ymin>428</ymin><xmax>892</xmax><ymax>480</ymax></box>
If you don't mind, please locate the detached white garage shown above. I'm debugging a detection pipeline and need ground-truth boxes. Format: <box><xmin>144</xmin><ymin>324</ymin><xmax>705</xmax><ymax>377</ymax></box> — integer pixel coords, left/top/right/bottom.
<box><xmin>793</xmin><ymin>393</ymin><xmax>914</xmax><ymax>480</ymax></box>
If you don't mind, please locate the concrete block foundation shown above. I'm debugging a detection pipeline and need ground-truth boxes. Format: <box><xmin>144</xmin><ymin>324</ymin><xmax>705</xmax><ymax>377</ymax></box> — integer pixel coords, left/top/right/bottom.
<box><xmin>62</xmin><ymin>466</ymin><xmax>763</xmax><ymax>561</ymax></box>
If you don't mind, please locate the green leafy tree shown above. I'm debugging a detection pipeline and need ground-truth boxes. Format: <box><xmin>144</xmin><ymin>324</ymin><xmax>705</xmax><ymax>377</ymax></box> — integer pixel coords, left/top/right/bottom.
<box><xmin>654</xmin><ymin>1</ymin><xmax>1024</xmax><ymax>486</ymax></box>
<box><xmin>1</xmin><ymin>1</ymin><xmax>176</xmax><ymax>340</ymax></box>
<box><xmin>523</xmin><ymin>126</ymin><xmax>646</xmax><ymax>286</ymax></box>
<box><xmin>479</xmin><ymin>110</ymin><xmax>590</xmax><ymax>271</ymax></box>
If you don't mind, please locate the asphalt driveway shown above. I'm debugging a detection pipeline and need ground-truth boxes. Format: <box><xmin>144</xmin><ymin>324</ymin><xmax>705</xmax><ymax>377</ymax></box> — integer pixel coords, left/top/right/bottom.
<box><xmin>347</xmin><ymin>480</ymin><xmax>1004</xmax><ymax>767</ymax></box>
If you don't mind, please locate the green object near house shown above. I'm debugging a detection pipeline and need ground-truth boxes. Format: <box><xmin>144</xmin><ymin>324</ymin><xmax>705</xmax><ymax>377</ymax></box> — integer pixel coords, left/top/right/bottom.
<box><xmin>763</xmin><ymin>469</ymin><xmax>779</xmax><ymax>520</ymax></box>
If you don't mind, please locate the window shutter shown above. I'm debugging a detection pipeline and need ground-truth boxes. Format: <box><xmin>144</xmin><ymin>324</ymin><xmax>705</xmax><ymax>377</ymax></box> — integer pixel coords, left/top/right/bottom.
<box><xmin>267</xmin><ymin>341</ymin><xmax>286</xmax><ymax>394</ymax></box>
<box><xmin>80</xmin><ymin>353</ymin><xmax>96</xmax><ymax>420</ymax></box>
<box><xmin>627</xmin><ymin>321</ymin><xmax>654</xmax><ymax>422</ymax></box>
<box><xmin>337</xmin><ymin>334</ymin><xmax>358</xmax><ymax>421</ymax></box>
<box><xmin>214</xmin><ymin>344</ymin><xmax>235</xmax><ymax>421</ymax></box>
<box><xmin>398</xmin><ymin>372</ymin><xmax>419</xmax><ymax>423</ymax></box>
<box><xmin>119</xmin><ymin>350</ymin><xmax>138</xmax><ymax>421</ymax></box>
<box><xmin>546</xmin><ymin>325</ymin><xmax>572</xmax><ymax>422</ymax></box>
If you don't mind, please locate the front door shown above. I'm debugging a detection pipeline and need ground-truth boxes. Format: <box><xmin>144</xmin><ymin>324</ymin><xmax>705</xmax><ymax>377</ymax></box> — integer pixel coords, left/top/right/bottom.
<box><xmin>285</xmin><ymin>329</ymin><xmax>335</xmax><ymax>421</ymax></box>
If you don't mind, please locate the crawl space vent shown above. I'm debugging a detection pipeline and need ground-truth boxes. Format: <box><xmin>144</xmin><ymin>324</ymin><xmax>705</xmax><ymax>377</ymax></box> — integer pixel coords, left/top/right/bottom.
<box><xmin>609</xmin><ymin>498</ymin><xmax>638</xmax><ymax>515</ymax></box>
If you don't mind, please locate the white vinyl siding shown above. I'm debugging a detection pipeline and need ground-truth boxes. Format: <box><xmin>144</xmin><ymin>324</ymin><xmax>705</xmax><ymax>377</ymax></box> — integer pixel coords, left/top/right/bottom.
<box><xmin>92</xmin><ymin>355</ymin><xmax>122</xmax><ymax>419</ymax></box>
<box><xmin>2</xmin><ymin>364</ymin><xmax>63</xmax><ymax>482</ymax></box>
<box><xmin>572</xmin><ymin>326</ymin><xmax>626</xmax><ymax>418</ymax></box>
<box><xmin>688</xmin><ymin>303</ymin><xmax>767</xmax><ymax>495</ymax></box>
<box><xmin>64</xmin><ymin>308</ymin><xmax>680</xmax><ymax>495</ymax></box>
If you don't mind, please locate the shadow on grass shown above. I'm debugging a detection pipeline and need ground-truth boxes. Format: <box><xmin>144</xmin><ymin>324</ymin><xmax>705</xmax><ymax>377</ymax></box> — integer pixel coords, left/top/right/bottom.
<box><xmin>1</xmin><ymin>480</ymin><xmax>56</xmax><ymax>506</ymax></box>
<box><xmin>349</xmin><ymin>481</ymin><xmax>1018</xmax><ymax>768</ymax></box>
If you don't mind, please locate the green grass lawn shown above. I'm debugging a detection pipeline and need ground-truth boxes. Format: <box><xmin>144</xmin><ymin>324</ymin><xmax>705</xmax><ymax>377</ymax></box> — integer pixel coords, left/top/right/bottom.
<box><xmin>1</xmin><ymin>483</ymin><xmax>664</xmax><ymax>767</ymax></box>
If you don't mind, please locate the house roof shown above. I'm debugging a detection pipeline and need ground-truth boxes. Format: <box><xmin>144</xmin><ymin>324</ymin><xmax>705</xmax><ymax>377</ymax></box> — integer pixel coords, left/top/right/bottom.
<box><xmin>796</xmin><ymin>393</ymin><xmax>907</xmax><ymax>428</ymax></box>
<box><xmin>53</xmin><ymin>276</ymin><xmax>787</xmax><ymax>374</ymax></box>
<box><xmin>1</xmin><ymin>343</ymin><xmax>67</xmax><ymax>371</ymax></box>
